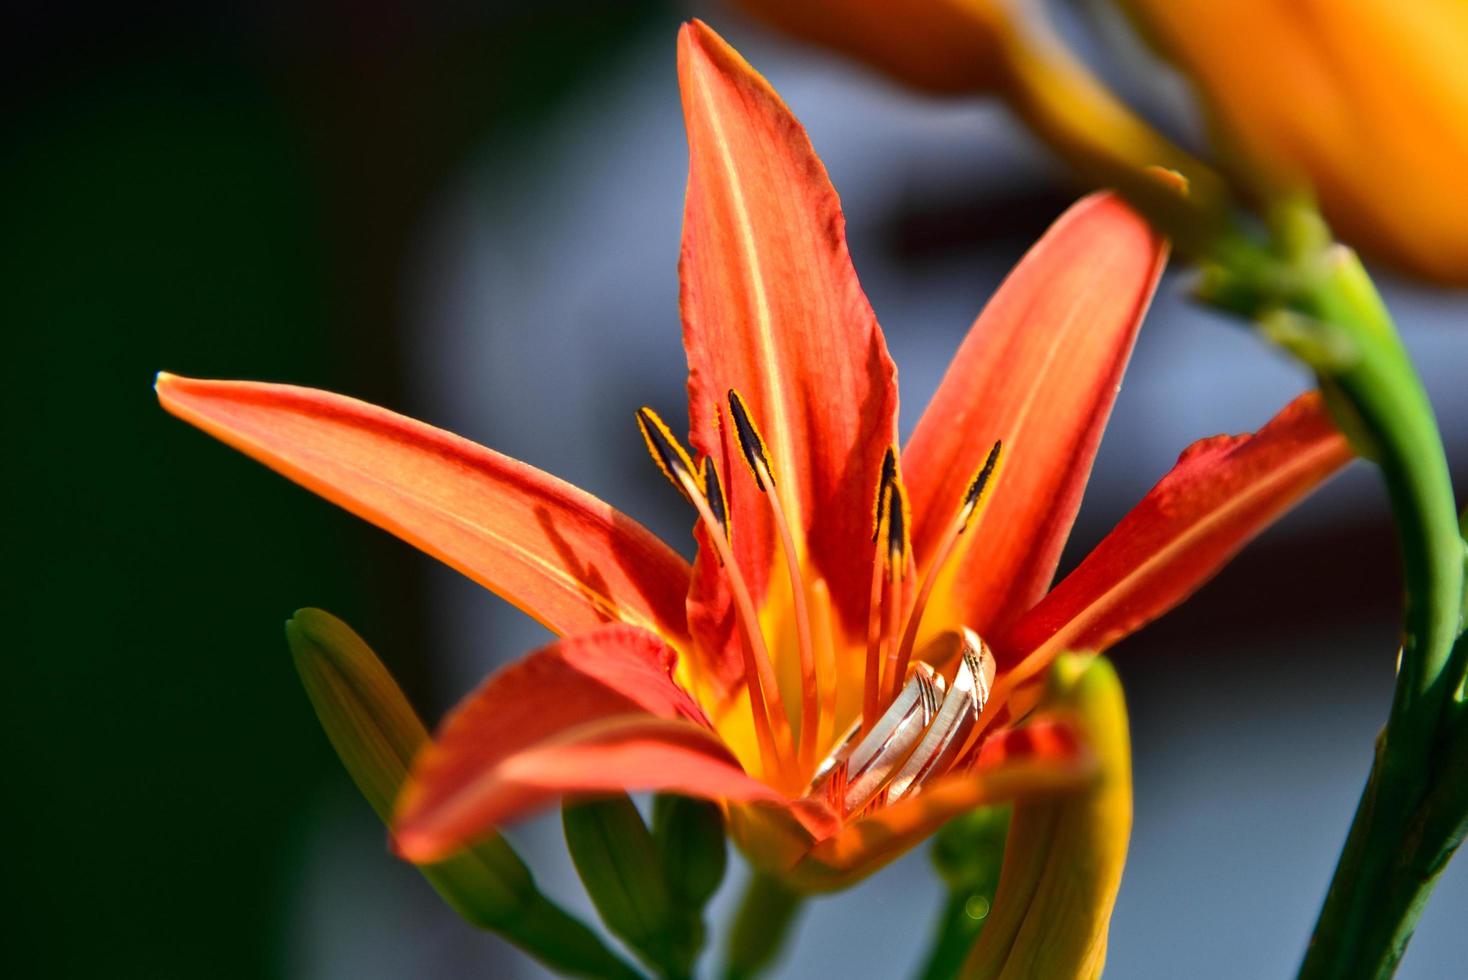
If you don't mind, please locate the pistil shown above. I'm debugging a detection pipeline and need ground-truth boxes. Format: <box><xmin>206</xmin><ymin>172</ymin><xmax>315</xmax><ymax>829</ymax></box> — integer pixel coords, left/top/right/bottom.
<box><xmin>726</xmin><ymin>389</ymin><xmax>822</xmax><ymax>773</ymax></box>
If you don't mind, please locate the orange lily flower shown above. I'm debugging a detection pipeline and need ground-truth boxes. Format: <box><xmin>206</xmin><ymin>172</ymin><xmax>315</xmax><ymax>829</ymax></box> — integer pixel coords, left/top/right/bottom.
<box><xmin>157</xmin><ymin>21</ymin><xmax>1351</xmax><ymax>891</ymax></box>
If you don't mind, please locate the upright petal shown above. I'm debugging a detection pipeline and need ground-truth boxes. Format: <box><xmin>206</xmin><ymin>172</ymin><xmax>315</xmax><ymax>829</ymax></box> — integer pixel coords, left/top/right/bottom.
<box><xmin>678</xmin><ymin>21</ymin><xmax>899</xmax><ymax>664</ymax></box>
<box><xmin>1000</xmin><ymin>392</ymin><xmax>1351</xmax><ymax>670</ymax></box>
<box><xmin>903</xmin><ymin>193</ymin><xmax>1166</xmax><ymax>639</ymax></box>
<box><xmin>157</xmin><ymin>374</ymin><xmax>691</xmax><ymax>645</ymax></box>
<box><xmin>394</xmin><ymin>626</ymin><xmax>782</xmax><ymax>862</ymax></box>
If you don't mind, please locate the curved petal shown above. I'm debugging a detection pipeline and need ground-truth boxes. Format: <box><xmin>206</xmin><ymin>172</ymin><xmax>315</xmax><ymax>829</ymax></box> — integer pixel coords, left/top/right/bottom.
<box><xmin>965</xmin><ymin>654</ymin><xmax>1131</xmax><ymax>979</ymax></box>
<box><xmin>394</xmin><ymin>626</ymin><xmax>773</xmax><ymax>862</ymax></box>
<box><xmin>157</xmin><ymin>373</ymin><xmax>691</xmax><ymax>645</ymax></box>
<box><xmin>678</xmin><ymin>20</ymin><xmax>899</xmax><ymax>678</ymax></box>
<box><xmin>785</xmin><ymin>718</ymin><xmax>1092</xmax><ymax>892</ymax></box>
<box><xmin>1000</xmin><ymin>392</ymin><xmax>1351</xmax><ymax>671</ymax></box>
<box><xmin>902</xmin><ymin>193</ymin><xmax>1167</xmax><ymax>640</ymax></box>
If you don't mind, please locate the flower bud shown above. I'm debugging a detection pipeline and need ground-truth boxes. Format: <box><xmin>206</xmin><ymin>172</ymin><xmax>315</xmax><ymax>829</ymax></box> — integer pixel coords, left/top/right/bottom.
<box><xmin>733</xmin><ymin>0</ymin><xmax>1009</xmax><ymax>94</ymax></box>
<box><xmin>563</xmin><ymin>794</ymin><xmax>683</xmax><ymax>973</ymax></box>
<box><xmin>962</xmin><ymin>654</ymin><xmax>1131</xmax><ymax>979</ymax></box>
<box><xmin>1116</xmin><ymin>0</ymin><xmax>1468</xmax><ymax>283</ymax></box>
<box><xmin>286</xmin><ymin>609</ymin><xmax>534</xmax><ymax>922</ymax></box>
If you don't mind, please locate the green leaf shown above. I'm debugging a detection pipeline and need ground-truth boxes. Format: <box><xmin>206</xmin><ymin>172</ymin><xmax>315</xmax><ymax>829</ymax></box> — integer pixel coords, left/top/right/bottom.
<box><xmin>564</xmin><ymin>794</ymin><xmax>686</xmax><ymax>978</ymax></box>
<box><xmin>652</xmin><ymin>794</ymin><xmax>727</xmax><ymax>973</ymax></box>
<box><xmin>653</xmin><ymin>794</ymin><xmax>727</xmax><ymax>907</ymax></box>
<box><xmin>721</xmin><ymin>872</ymin><xmax>804</xmax><ymax>980</ymax></box>
<box><xmin>287</xmin><ymin>609</ymin><xmax>641</xmax><ymax>979</ymax></box>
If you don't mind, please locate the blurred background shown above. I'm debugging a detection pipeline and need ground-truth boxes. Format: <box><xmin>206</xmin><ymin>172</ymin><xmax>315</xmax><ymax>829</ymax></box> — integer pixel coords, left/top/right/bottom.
<box><xmin>6</xmin><ymin>1</ymin><xmax>1466</xmax><ymax>977</ymax></box>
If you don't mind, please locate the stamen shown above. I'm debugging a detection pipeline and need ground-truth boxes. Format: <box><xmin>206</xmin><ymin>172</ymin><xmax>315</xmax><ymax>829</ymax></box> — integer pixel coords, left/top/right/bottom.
<box><xmin>891</xmin><ymin>441</ymin><xmax>1003</xmax><ymax>689</ymax></box>
<box><xmin>635</xmin><ymin>406</ymin><xmax>792</xmax><ymax>784</ymax></box>
<box><xmin>863</xmin><ymin>448</ymin><xmax>898</xmax><ymax>731</ymax></box>
<box><xmin>882</xmin><ymin>469</ymin><xmax>912</xmax><ymax>705</ymax></box>
<box><xmin>726</xmin><ymin>389</ymin><xmax>821</xmax><ymax>773</ymax></box>
<box><xmin>808</xmin><ymin>577</ymin><xmax>840</xmax><ymax>758</ymax></box>
<box><xmin>635</xmin><ymin>408</ymin><xmax>701</xmax><ymax>502</ymax></box>
<box><xmin>701</xmin><ymin>456</ymin><xmax>730</xmax><ymax>546</ymax></box>
<box><xmin>726</xmin><ymin>388</ymin><xmax>774</xmax><ymax>491</ymax></box>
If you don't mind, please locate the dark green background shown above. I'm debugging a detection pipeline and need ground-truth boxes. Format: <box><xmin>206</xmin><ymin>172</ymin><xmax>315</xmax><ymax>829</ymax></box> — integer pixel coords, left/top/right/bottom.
<box><xmin>2</xmin><ymin>4</ymin><xmax>658</xmax><ymax>976</ymax></box>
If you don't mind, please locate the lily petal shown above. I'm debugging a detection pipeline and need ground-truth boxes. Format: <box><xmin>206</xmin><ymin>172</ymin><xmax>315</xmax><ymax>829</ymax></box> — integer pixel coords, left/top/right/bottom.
<box><xmin>394</xmin><ymin>625</ymin><xmax>797</xmax><ymax>862</ymax></box>
<box><xmin>903</xmin><ymin>193</ymin><xmax>1166</xmax><ymax>639</ymax></box>
<box><xmin>1000</xmin><ymin>391</ymin><xmax>1351</xmax><ymax>671</ymax></box>
<box><xmin>785</xmin><ymin>718</ymin><xmax>1092</xmax><ymax>892</ymax></box>
<box><xmin>156</xmin><ymin>374</ymin><xmax>691</xmax><ymax>645</ymax></box>
<box><xmin>678</xmin><ymin>20</ymin><xmax>899</xmax><ymax>672</ymax></box>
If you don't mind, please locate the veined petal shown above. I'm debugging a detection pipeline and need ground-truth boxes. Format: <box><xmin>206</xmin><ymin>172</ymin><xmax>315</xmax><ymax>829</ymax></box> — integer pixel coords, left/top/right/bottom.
<box><xmin>1000</xmin><ymin>392</ymin><xmax>1351</xmax><ymax>671</ymax></box>
<box><xmin>903</xmin><ymin>193</ymin><xmax>1166</xmax><ymax>640</ymax></box>
<box><xmin>784</xmin><ymin>719</ymin><xmax>1092</xmax><ymax>892</ymax></box>
<box><xmin>678</xmin><ymin>20</ymin><xmax>899</xmax><ymax>668</ymax></box>
<box><xmin>157</xmin><ymin>374</ymin><xmax>691</xmax><ymax>645</ymax></box>
<box><xmin>394</xmin><ymin>626</ymin><xmax>775</xmax><ymax>862</ymax></box>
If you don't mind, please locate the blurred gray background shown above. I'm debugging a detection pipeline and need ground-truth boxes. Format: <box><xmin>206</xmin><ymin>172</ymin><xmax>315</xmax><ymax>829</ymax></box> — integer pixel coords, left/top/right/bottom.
<box><xmin>9</xmin><ymin>1</ymin><xmax>1465</xmax><ymax>977</ymax></box>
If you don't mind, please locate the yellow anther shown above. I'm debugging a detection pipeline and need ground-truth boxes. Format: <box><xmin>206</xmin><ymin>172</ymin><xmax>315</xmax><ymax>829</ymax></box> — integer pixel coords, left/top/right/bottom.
<box><xmin>701</xmin><ymin>455</ymin><xmax>730</xmax><ymax>543</ymax></box>
<box><xmin>959</xmin><ymin>440</ymin><xmax>1004</xmax><ymax>532</ymax></box>
<box><xmin>636</xmin><ymin>406</ymin><xmax>699</xmax><ymax>503</ymax></box>
<box><xmin>726</xmin><ymin>388</ymin><xmax>775</xmax><ymax>491</ymax></box>
<box><xmin>871</xmin><ymin>445</ymin><xmax>897</xmax><ymax>542</ymax></box>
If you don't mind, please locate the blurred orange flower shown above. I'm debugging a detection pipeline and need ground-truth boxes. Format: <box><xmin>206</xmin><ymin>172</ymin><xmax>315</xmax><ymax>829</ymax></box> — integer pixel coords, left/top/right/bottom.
<box><xmin>157</xmin><ymin>21</ymin><xmax>1349</xmax><ymax>890</ymax></box>
<box><xmin>1119</xmin><ymin>0</ymin><xmax>1468</xmax><ymax>282</ymax></box>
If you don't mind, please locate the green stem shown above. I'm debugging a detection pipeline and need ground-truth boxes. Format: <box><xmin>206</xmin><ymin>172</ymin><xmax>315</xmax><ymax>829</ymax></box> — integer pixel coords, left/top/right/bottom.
<box><xmin>721</xmin><ymin>872</ymin><xmax>805</xmax><ymax>980</ymax></box>
<box><xmin>1258</xmin><ymin>250</ymin><xmax>1464</xmax><ymax>979</ymax></box>
<box><xmin>915</xmin><ymin>891</ymin><xmax>992</xmax><ymax>980</ymax></box>
<box><xmin>1185</xmin><ymin>216</ymin><xmax>1463</xmax><ymax>977</ymax></box>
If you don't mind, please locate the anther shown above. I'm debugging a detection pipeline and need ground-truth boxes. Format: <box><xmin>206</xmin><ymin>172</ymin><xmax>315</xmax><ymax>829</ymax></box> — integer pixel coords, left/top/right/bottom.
<box><xmin>636</xmin><ymin>407</ymin><xmax>699</xmax><ymax>503</ymax></box>
<box><xmin>958</xmin><ymin>440</ymin><xmax>1003</xmax><ymax>531</ymax></box>
<box><xmin>726</xmin><ymin>389</ymin><xmax>774</xmax><ymax>491</ymax></box>
<box><xmin>871</xmin><ymin>446</ymin><xmax>896</xmax><ymax>542</ymax></box>
<box><xmin>701</xmin><ymin>456</ymin><xmax>730</xmax><ymax>544</ymax></box>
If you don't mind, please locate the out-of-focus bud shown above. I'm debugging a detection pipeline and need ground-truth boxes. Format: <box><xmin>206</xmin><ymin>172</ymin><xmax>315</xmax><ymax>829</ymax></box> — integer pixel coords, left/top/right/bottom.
<box><xmin>288</xmin><ymin>609</ymin><xmax>640</xmax><ymax>979</ymax></box>
<box><xmin>962</xmin><ymin>654</ymin><xmax>1131</xmax><ymax>980</ymax></box>
<box><xmin>1115</xmin><ymin>0</ymin><xmax>1468</xmax><ymax>283</ymax></box>
<box><xmin>730</xmin><ymin>0</ymin><xmax>1227</xmax><ymax>240</ymax></box>
<box><xmin>286</xmin><ymin>609</ymin><xmax>531</xmax><ymax>918</ymax></box>
<box><xmin>732</xmin><ymin>0</ymin><xmax>1008</xmax><ymax>94</ymax></box>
